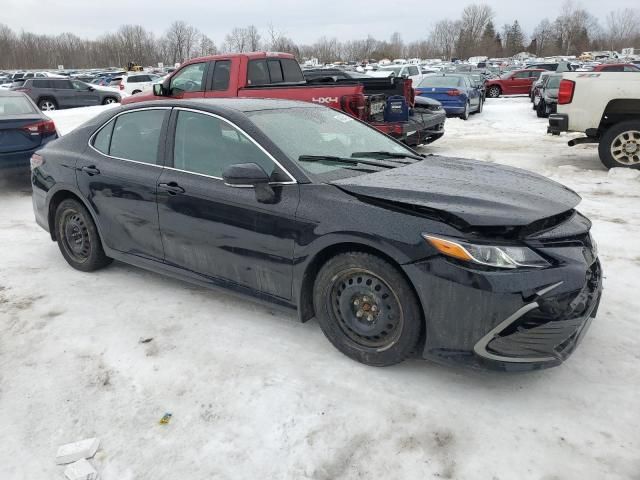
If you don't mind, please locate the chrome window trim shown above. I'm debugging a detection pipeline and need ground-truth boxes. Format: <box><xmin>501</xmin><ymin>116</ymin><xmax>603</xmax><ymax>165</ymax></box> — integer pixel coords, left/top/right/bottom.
<box><xmin>172</xmin><ymin>107</ymin><xmax>297</xmax><ymax>185</ymax></box>
<box><xmin>87</xmin><ymin>106</ymin><xmax>171</xmax><ymax>168</ymax></box>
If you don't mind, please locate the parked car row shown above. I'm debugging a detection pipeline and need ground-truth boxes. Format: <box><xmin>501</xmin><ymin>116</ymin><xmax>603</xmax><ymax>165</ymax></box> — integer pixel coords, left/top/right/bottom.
<box><xmin>12</xmin><ymin>78</ymin><xmax>120</xmax><ymax>111</ymax></box>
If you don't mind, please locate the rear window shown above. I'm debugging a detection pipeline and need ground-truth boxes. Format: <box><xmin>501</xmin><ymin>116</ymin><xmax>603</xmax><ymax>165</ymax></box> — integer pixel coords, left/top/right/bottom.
<box><xmin>281</xmin><ymin>59</ymin><xmax>304</xmax><ymax>82</ymax></box>
<box><xmin>0</xmin><ymin>95</ymin><xmax>37</xmax><ymax>115</ymax></box>
<box><xmin>248</xmin><ymin>58</ymin><xmax>304</xmax><ymax>86</ymax></box>
<box><xmin>32</xmin><ymin>79</ymin><xmax>52</xmax><ymax>88</ymax></box>
<box><xmin>418</xmin><ymin>76</ymin><xmax>463</xmax><ymax>88</ymax></box>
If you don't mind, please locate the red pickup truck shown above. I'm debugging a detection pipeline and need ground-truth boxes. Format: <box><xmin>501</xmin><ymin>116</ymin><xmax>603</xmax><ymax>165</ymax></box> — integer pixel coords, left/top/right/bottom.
<box><xmin>485</xmin><ymin>69</ymin><xmax>546</xmax><ymax>98</ymax></box>
<box><xmin>122</xmin><ymin>52</ymin><xmax>445</xmax><ymax>146</ymax></box>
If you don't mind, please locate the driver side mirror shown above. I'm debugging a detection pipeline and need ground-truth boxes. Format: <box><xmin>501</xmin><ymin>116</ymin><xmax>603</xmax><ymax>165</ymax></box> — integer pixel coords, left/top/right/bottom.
<box><xmin>152</xmin><ymin>83</ymin><xmax>165</xmax><ymax>96</ymax></box>
<box><xmin>87</xmin><ymin>86</ymin><xmax>94</xmax><ymax>91</ymax></box>
<box><xmin>222</xmin><ymin>162</ymin><xmax>276</xmax><ymax>203</ymax></box>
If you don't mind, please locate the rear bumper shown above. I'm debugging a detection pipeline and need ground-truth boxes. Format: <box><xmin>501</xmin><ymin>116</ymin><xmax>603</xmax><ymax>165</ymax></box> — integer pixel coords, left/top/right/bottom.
<box><xmin>548</xmin><ymin>113</ymin><xmax>568</xmax><ymax>135</ymax></box>
<box><xmin>373</xmin><ymin>111</ymin><xmax>446</xmax><ymax>146</ymax></box>
<box><xmin>0</xmin><ymin>147</ymin><xmax>37</xmax><ymax>170</ymax></box>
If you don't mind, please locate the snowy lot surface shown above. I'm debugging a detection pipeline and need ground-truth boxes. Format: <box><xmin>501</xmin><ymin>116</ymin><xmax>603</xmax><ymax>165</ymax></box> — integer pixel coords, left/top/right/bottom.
<box><xmin>1</xmin><ymin>98</ymin><xmax>639</xmax><ymax>480</ymax></box>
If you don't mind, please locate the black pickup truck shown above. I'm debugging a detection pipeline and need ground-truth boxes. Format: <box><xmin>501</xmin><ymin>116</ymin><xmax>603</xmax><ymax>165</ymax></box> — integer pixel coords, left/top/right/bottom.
<box><xmin>303</xmin><ymin>68</ymin><xmax>446</xmax><ymax>145</ymax></box>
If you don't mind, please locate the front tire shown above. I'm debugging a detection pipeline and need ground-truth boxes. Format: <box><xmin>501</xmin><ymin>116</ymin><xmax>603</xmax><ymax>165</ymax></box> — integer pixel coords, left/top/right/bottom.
<box><xmin>487</xmin><ymin>86</ymin><xmax>501</xmax><ymax>98</ymax></box>
<box><xmin>599</xmin><ymin>121</ymin><xmax>640</xmax><ymax>169</ymax></box>
<box><xmin>54</xmin><ymin>199</ymin><xmax>112</xmax><ymax>271</ymax></box>
<box><xmin>313</xmin><ymin>252</ymin><xmax>422</xmax><ymax>366</ymax></box>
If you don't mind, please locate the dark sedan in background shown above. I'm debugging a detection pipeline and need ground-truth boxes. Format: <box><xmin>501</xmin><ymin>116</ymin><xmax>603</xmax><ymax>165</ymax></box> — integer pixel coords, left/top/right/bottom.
<box><xmin>31</xmin><ymin>98</ymin><xmax>601</xmax><ymax>371</ymax></box>
<box><xmin>0</xmin><ymin>90</ymin><xmax>57</xmax><ymax>172</ymax></box>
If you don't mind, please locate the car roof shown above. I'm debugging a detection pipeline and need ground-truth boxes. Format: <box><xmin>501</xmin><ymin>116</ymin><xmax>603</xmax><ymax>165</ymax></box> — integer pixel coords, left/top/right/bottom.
<box><xmin>121</xmin><ymin>98</ymin><xmax>321</xmax><ymax>114</ymax></box>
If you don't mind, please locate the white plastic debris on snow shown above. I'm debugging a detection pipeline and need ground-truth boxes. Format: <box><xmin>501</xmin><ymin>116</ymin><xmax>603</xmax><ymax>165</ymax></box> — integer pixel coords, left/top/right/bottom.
<box><xmin>56</xmin><ymin>438</ymin><xmax>100</xmax><ymax>465</ymax></box>
<box><xmin>64</xmin><ymin>458</ymin><xmax>98</xmax><ymax>480</ymax></box>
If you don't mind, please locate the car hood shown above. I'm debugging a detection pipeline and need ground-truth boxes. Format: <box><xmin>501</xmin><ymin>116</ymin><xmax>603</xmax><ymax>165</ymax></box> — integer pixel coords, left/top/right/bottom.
<box><xmin>331</xmin><ymin>156</ymin><xmax>581</xmax><ymax>226</ymax></box>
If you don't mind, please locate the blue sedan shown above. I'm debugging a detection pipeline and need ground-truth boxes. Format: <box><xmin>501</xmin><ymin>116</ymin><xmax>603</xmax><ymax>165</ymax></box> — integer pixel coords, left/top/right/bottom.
<box><xmin>415</xmin><ymin>74</ymin><xmax>483</xmax><ymax>120</ymax></box>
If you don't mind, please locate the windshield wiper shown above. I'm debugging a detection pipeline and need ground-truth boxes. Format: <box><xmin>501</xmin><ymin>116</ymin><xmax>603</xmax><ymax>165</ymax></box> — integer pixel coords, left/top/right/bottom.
<box><xmin>298</xmin><ymin>155</ymin><xmax>397</xmax><ymax>169</ymax></box>
<box><xmin>351</xmin><ymin>151</ymin><xmax>424</xmax><ymax>162</ymax></box>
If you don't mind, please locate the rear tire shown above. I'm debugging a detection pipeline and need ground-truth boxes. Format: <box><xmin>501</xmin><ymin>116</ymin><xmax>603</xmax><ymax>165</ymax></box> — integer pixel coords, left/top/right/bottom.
<box><xmin>460</xmin><ymin>101</ymin><xmax>470</xmax><ymax>120</ymax></box>
<box><xmin>102</xmin><ymin>97</ymin><xmax>118</xmax><ymax>105</ymax></box>
<box><xmin>313</xmin><ymin>252</ymin><xmax>423</xmax><ymax>367</ymax></box>
<box><xmin>599</xmin><ymin>121</ymin><xmax>640</xmax><ymax>169</ymax></box>
<box><xmin>38</xmin><ymin>98</ymin><xmax>57</xmax><ymax>111</ymax></box>
<box><xmin>54</xmin><ymin>199</ymin><xmax>112</xmax><ymax>271</ymax></box>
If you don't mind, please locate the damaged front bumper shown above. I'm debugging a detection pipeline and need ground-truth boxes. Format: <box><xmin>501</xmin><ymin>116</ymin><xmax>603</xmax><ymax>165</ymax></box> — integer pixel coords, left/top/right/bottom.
<box><xmin>373</xmin><ymin>110</ymin><xmax>446</xmax><ymax>146</ymax></box>
<box><xmin>403</xmin><ymin>230</ymin><xmax>602</xmax><ymax>371</ymax></box>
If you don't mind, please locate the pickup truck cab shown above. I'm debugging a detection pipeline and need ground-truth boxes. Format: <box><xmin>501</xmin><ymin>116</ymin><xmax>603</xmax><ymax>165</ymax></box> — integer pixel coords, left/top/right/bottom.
<box><xmin>485</xmin><ymin>69</ymin><xmax>546</xmax><ymax>98</ymax></box>
<box><xmin>367</xmin><ymin>64</ymin><xmax>424</xmax><ymax>85</ymax></box>
<box><xmin>124</xmin><ymin>52</ymin><xmax>444</xmax><ymax>146</ymax></box>
<box><xmin>548</xmin><ymin>72</ymin><xmax>640</xmax><ymax>169</ymax></box>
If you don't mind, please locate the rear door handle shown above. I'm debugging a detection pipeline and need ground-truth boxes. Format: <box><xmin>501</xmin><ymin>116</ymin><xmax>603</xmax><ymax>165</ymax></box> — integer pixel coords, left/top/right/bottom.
<box><xmin>158</xmin><ymin>182</ymin><xmax>185</xmax><ymax>195</ymax></box>
<box><xmin>80</xmin><ymin>165</ymin><xmax>100</xmax><ymax>176</ymax></box>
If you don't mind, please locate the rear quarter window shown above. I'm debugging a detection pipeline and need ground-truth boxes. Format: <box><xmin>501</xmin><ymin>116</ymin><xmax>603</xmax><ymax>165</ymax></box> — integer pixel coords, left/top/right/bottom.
<box><xmin>281</xmin><ymin>59</ymin><xmax>304</xmax><ymax>82</ymax></box>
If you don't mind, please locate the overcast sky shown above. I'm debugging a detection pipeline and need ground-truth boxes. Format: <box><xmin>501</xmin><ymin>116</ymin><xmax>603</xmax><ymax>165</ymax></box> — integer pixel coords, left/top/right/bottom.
<box><xmin>2</xmin><ymin>0</ymin><xmax>638</xmax><ymax>44</ymax></box>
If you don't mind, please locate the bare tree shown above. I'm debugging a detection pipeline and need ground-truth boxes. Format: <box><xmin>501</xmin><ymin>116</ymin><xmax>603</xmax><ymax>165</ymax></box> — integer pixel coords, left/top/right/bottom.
<box><xmin>429</xmin><ymin>20</ymin><xmax>461</xmax><ymax>60</ymax></box>
<box><xmin>165</xmin><ymin>20</ymin><xmax>198</xmax><ymax>64</ymax></box>
<box><xmin>605</xmin><ymin>8</ymin><xmax>640</xmax><ymax>51</ymax></box>
<box><xmin>198</xmin><ymin>34</ymin><xmax>217</xmax><ymax>57</ymax></box>
<box><xmin>457</xmin><ymin>3</ymin><xmax>494</xmax><ymax>59</ymax></box>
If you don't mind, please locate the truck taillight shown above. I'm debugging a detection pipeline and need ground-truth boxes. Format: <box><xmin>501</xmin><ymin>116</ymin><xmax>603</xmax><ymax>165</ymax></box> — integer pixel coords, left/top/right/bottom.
<box><xmin>447</xmin><ymin>89</ymin><xmax>462</xmax><ymax>96</ymax></box>
<box><xmin>558</xmin><ymin>80</ymin><xmax>575</xmax><ymax>105</ymax></box>
<box><xmin>30</xmin><ymin>153</ymin><xmax>44</xmax><ymax>170</ymax></box>
<box><xmin>341</xmin><ymin>94</ymin><xmax>366</xmax><ymax>120</ymax></box>
<box><xmin>22</xmin><ymin>119</ymin><xmax>57</xmax><ymax>135</ymax></box>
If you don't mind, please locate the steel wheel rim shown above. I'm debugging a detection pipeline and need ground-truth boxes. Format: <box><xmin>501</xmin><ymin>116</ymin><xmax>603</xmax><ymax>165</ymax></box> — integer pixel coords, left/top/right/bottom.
<box><xmin>611</xmin><ymin>130</ymin><xmax>640</xmax><ymax>165</ymax></box>
<box><xmin>41</xmin><ymin>101</ymin><xmax>55</xmax><ymax>111</ymax></box>
<box><xmin>61</xmin><ymin>209</ymin><xmax>91</xmax><ymax>263</ymax></box>
<box><xmin>329</xmin><ymin>268</ymin><xmax>404</xmax><ymax>350</ymax></box>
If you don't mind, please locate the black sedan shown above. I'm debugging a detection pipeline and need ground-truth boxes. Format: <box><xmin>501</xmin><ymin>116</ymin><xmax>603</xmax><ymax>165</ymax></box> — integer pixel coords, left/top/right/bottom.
<box><xmin>31</xmin><ymin>99</ymin><xmax>602</xmax><ymax>370</ymax></box>
<box><xmin>1</xmin><ymin>90</ymin><xmax>58</xmax><ymax>171</ymax></box>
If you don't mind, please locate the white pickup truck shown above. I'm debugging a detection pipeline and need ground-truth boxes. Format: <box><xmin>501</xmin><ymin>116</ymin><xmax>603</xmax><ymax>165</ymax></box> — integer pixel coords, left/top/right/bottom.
<box><xmin>548</xmin><ymin>72</ymin><xmax>640</xmax><ymax>169</ymax></box>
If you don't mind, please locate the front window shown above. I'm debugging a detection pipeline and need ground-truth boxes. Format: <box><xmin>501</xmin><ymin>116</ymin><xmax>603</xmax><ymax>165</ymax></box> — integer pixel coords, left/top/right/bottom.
<box><xmin>170</xmin><ymin>63</ymin><xmax>206</xmax><ymax>93</ymax></box>
<box><xmin>247</xmin><ymin>107</ymin><xmax>416</xmax><ymax>181</ymax></box>
<box><xmin>173</xmin><ymin>110</ymin><xmax>277</xmax><ymax>179</ymax></box>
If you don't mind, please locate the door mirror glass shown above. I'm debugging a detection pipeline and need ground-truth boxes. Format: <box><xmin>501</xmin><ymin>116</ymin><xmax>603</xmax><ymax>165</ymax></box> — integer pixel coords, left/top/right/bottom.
<box><xmin>153</xmin><ymin>83</ymin><xmax>164</xmax><ymax>96</ymax></box>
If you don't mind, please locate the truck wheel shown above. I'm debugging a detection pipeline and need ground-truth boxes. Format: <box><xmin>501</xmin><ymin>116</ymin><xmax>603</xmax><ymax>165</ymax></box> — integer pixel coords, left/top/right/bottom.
<box><xmin>487</xmin><ymin>86</ymin><xmax>501</xmax><ymax>98</ymax></box>
<box><xmin>599</xmin><ymin>121</ymin><xmax>640</xmax><ymax>169</ymax></box>
<box><xmin>313</xmin><ymin>252</ymin><xmax>423</xmax><ymax>367</ymax></box>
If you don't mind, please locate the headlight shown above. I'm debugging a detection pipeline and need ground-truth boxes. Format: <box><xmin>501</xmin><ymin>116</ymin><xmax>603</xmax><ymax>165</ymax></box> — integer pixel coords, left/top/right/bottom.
<box><xmin>423</xmin><ymin>234</ymin><xmax>550</xmax><ymax>269</ymax></box>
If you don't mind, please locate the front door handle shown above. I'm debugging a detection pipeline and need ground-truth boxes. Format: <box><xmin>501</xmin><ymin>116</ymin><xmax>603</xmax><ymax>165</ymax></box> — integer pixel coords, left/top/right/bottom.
<box><xmin>80</xmin><ymin>165</ymin><xmax>100</xmax><ymax>176</ymax></box>
<box><xmin>158</xmin><ymin>182</ymin><xmax>185</xmax><ymax>195</ymax></box>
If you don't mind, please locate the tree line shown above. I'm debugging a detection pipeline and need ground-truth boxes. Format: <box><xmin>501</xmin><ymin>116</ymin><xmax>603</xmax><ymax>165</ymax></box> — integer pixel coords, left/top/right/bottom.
<box><xmin>0</xmin><ymin>1</ymin><xmax>639</xmax><ymax>70</ymax></box>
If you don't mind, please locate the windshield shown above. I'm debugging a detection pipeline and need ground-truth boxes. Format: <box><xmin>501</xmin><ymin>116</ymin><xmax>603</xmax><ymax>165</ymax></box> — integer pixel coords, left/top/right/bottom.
<box><xmin>0</xmin><ymin>95</ymin><xmax>36</xmax><ymax>115</ymax></box>
<box><xmin>247</xmin><ymin>107</ymin><xmax>415</xmax><ymax>181</ymax></box>
<box><xmin>418</xmin><ymin>76</ymin><xmax>463</xmax><ymax>87</ymax></box>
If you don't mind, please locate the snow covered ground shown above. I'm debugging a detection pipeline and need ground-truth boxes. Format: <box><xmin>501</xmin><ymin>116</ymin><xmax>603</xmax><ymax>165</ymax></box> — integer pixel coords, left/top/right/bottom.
<box><xmin>1</xmin><ymin>98</ymin><xmax>639</xmax><ymax>479</ymax></box>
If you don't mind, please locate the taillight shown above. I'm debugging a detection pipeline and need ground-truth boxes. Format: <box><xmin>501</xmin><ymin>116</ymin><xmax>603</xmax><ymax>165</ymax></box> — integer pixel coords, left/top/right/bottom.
<box><xmin>558</xmin><ymin>80</ymin><xmax>575</xmax><ymax>105</ymax></box>
<box><xmin>22</xmin><ymin>119</ymin><xmax>57</xmax><ymax>135</ymax></box>
<box><xmin>30</xmin><ymin>153</ymin><xmax>44</xmax><ymax>170</ymax></box>
<box><xmin>447</xmin><ymin>89</ymin><xmax>462</xmax><ymax>96</ymax></box>
<box><xmin>403</xmin><ymin>79</ymin><xmax>414</xmax><ymax>106</ymax></box>
<box><xmin>340</xmin><ymin>94</ymin><xmax>366</xmax><ymax>120</ymax></box>
<box><xmin>119</xmin><ymin>84</ymin><xmax>124</xmax><ymax>90</ymax></box>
